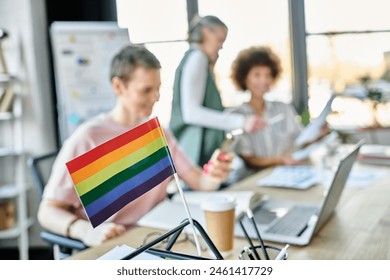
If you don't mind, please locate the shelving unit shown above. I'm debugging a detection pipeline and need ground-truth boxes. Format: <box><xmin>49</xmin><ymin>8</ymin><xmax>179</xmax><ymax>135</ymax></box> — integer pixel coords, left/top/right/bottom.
<box><xmin>0</xmin><ymin>74</ymin><xmax>31</xmax><ymax>260</ymax></box>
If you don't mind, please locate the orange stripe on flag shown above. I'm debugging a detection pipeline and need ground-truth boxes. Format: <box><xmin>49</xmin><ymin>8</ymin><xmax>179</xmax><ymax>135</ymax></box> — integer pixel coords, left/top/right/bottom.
<box><xmin>70</xmin><ymin>127</ymin><xmax>164</xmax><ymax>185</ymax></box>
<box><xmin>66</xmin><ymin>118</ymin><xmax>160</xmax><ymax>173</ymax></box>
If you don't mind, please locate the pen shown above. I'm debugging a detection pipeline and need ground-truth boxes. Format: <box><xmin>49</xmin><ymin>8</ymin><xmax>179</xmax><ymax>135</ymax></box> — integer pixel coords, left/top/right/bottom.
<box><xmin>268</xmin><ymin>114</ymin><xmax>285</xmax><ymax>125</ymax></box>
<box><xmin>230</xmin><ymin>128</ymin><xmax>244</xmax><ymax>136</ymax></box>
<box><xmin>275</xmin><ymin>244</ymin><xmax>289</xmax><ymax>260</ymax></box>
<box><xmin>244</xmin><ymin>246</ymin><xmax>255</xmax><ymax>260</ymax></box>
<box><xmin>238</xmin><ymin>219</ymin><xmax>261</xmax><ymax>260</ymax></box>
<box><xmin>246</xmin><ymin>209</ymin><xmax>270</xmax><ymax>260</ymax></box>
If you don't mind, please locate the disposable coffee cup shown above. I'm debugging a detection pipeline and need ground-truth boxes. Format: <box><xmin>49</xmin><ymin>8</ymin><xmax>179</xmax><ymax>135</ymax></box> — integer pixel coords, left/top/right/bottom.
<box><xmin>201</xmin><ymin>195</ymin><xmax>236</xmax><ymax>257</ymax></box>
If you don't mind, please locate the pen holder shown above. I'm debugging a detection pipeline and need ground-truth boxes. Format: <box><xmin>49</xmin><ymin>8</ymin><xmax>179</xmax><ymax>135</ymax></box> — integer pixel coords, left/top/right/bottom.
<box><xmin>239</xmin><ymin>245</ymin><xmax>288</xmax><ymax>260</ymax></box>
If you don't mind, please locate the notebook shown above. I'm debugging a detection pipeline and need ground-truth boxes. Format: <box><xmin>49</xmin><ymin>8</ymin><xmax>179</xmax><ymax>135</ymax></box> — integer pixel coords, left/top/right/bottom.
<box><xmin>238</xmin><ymin>140</ymin><xmax>363</xmax><ymax>246</ymax></box>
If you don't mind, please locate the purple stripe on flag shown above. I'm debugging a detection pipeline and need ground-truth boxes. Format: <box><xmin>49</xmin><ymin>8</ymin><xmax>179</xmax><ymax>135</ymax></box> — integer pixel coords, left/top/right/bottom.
<box><xmin>89</xmin><ymin>166</ymin><xmax>174</xmax><ymax>227</ymax></box>
<box><xmin>84</xmin><ymin>156</ymin><xmax>173</xmax><ymax>218</ymax></box>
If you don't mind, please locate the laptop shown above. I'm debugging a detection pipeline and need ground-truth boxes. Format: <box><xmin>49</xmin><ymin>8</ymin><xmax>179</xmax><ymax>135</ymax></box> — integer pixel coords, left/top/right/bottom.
<box><xmin>238</xmin><ymin>140</ymin><xmax>363</xmax><ymax>246</ymax></box>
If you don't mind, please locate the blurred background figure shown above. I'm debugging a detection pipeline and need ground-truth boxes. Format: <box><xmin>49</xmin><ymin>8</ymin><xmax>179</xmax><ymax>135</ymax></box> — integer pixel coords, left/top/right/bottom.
<box><xmin>169</xmin><ymin>15</ymin><xmax>265</xmax><ymax>167</ymax></box>
<box><xmin>228</xmin><ymin>46</ymin><xmax>303</xmax><ymax>179</ymax></box>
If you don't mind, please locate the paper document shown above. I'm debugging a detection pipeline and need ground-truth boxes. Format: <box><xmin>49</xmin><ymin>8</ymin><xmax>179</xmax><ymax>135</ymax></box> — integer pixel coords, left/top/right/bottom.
<box><xmin>257</xmin><ymin>166</ymin><xmax>320</xmax><ymax>189</ymax></box>
<box><xmin>137</xmin><ymin>199</ymin><xmax>203</xmax><ymax>232</ymax></box>
<box><xmin>321</xmin><ymin>166</ymin><xmax>388</xmax><ymax>189</ymax></box>
<box><xmin>292</xmin><ymin>132</ymin><xmax>338</xmax><ymax>161</ymax></box>
<box><xmin>137</xmin><ymin>191</ymin><xmax>263</xmax><ymax>234</ymax></box>
<box><xmin>294</xmin><ymin>94</ymin><xmax>337</xmax><ymax>147</ymax></box>
<box><xmin>170</xmin><ymin>191</ymin><xmax>263</xmax><ymax>218</ymax></box>
<box><xmin>97</xmin><ymin>244</ymin><xmax>161</xmax><ymax>260</ymax></box>
<box><xmin>292</xmin><ymin>142</ymin><xmax>322</xmax><ymax>161</ymax></box>
<box><xmin>347</xmin><ymin>167</ymin><xmax>388</xmax><ymax>188</ymax></box>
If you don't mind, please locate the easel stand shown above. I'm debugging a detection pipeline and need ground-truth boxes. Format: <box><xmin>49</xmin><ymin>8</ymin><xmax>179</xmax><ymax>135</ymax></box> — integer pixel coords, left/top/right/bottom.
<box><xmin>121</xmin><ymin>219</ymin><xmax>224</xmax><ymax>260</ymax></box>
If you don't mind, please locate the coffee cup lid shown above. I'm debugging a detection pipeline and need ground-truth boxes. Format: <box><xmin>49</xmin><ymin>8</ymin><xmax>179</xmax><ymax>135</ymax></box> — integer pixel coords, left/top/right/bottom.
<box><xmin>201</xmin><ymin>194</ymin><xmax>236</xmax><ymax>212</ymax></box>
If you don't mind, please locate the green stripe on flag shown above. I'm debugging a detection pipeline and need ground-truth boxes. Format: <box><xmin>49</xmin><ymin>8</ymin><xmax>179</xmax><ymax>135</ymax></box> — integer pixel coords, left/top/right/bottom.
<box><xmin>75</xmin><ymin>137</ymin><xmax>166</xmax><ymax>195</ymax></box>
<box><xmin>80</xmin><ymin>146</ymin><xmax>170</xmax><ymax>206</ymax></box>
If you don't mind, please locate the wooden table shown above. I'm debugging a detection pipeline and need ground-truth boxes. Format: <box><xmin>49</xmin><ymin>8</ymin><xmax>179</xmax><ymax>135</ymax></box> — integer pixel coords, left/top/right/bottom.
<box><xmin>69</xmin><ymin>161</ymin><xmax>390</xmax><ymax>260</ymax></box>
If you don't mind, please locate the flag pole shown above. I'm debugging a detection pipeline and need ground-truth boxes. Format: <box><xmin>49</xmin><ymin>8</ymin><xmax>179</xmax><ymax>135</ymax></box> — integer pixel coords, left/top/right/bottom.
<box><xmin>173</xmin><ymin>173</ymin><xmax>202</xmax><ymax>256</ymax></box>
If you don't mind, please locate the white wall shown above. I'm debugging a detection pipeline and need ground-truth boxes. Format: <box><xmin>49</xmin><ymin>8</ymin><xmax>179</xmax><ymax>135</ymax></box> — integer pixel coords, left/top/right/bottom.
<box><xmin>0</xmin><ymin>0</ymin><xmax>57</xmax><ymax>248</ymax></box>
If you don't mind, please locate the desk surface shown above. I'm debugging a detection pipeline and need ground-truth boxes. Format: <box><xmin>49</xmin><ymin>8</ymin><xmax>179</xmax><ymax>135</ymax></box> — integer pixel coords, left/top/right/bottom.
<box><xmin>70</xmin><ymin>161</ymin><xmax>390</xmax><ymax>260</ymax></box>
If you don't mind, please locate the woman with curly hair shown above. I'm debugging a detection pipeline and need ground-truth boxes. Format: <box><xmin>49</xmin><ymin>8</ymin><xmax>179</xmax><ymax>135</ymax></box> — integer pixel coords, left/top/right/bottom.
<box><xmin>229</xmin><ymin>46</ymin><xmax>303</xmax><ymax>176</ymax></box>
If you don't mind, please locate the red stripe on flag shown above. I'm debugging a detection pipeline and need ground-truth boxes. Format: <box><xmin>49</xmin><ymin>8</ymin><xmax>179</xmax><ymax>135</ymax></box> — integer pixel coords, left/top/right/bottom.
<box><xmin>66</xmin><ymin>117</ymin><xmax>160</xmax><ymax>174</ymax></box>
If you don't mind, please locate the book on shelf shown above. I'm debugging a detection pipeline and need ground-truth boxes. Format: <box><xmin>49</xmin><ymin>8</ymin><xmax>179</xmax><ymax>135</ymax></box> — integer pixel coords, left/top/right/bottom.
<box><xmin>0</xmin><ymin>201</ymin><xmax>15</xmax><ymax>231</ymax></box>
<box><xmin>0</xmin><ymin>73</ymin><xmax>15</xmax><ymax>84</ymax></box>
<box><xmin>137</xmin><ymin>190</ymin><xmax>263</xmax><ymax>233</ymax></box>
<box><xmin>0</xmin><ymin>88</ymin><xmax>14</xmax><ymax>112</ymax></box>
<box><xmin>358</xmin><ymin>144</ymin><xmax>390</xmax><ymax>166</ymax></box>
<box><xmin>0</xmin><ymin>88</ymin><xmax>5</xmax><ymax>104</ymax></box>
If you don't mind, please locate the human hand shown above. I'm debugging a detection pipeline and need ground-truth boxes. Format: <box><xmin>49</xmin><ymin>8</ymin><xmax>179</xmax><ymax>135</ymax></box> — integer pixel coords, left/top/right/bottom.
<box><xmin>201</xmin><ymin>149</ymin><xmax>234</xmax><ymax>190</ymax></box>
<box><xmin>243</xmin><ymin>115</ymin><xmax>267</xmax><ymax>133</ymax></box>
<box><xmin>281</xmin><ymin>155</ymin><xmax>301</xmax><ymax>166</ymax></box>
<box><xmin>319</xmin><ymin>124</ymin><xmax>329</xmax><ymax>139</ymax></box>
<box><xmin>71</xmin><ymin>220</ymin><xmax>126</xmax><ymax>247</ymax></box>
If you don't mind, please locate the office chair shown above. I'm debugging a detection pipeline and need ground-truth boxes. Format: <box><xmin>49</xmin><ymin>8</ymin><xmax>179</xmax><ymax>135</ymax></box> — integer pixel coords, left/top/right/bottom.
<box><xmin>27</xmin><ymin>151</ymin><xmax>88</xmax><ymax>259</ymax></box>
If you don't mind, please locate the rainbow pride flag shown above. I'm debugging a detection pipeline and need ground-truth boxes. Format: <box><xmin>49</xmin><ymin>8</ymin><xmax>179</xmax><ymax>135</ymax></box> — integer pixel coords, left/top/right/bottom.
<box><xmin>66</xmin><ymin>117</ymin><xmax>176</xmax><ymax>228</ymax></box>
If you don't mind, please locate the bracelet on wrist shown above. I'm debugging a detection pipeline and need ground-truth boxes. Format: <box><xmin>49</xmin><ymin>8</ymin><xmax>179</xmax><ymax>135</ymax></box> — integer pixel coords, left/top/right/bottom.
<box><xmin>66</xmin><ymin>218</ymin><xmax>79</xmax><ymax>237</ymax></box>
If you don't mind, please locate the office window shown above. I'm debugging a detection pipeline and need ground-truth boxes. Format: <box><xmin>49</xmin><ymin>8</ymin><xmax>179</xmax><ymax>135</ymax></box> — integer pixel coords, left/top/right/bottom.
<box><xmin>305</xmin><ymin>0</ymin><xmax>390</xmax><ymax>33</ymax></box>
<box><xmin>116</xmin><ymin>0</ymin><xmax>188</xmax><ymax>43</ymax></box>
<box><xmin>146</xmin><ymin>42</ymin><xmax>188</xmax><ymax>126</ymax></box>
<box><xmin>198</xmin><ymin>0</ymin><xmax>292</xmax><ymax>107</ymax></box>
<box><xmin>305</xmin><ymin>0</ymin><xmax>390</xmax><ymax>127</ymax></box>
<box><xmin>116</xmin><ymin>0</ymin><xmax>189</xmax><ymax>126</ymax></box>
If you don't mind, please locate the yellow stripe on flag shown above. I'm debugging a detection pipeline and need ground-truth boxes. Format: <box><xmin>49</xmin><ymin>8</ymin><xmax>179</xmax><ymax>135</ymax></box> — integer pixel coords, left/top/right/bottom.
<box><xmin>74</xmin><ymin>137</ymin><xmax>166</xmax><ymax>195</ymax></box>
<box><xmin>71</xmin><ymin>127</ymin><xmax>163</xmax><ymax>184</ymax></box>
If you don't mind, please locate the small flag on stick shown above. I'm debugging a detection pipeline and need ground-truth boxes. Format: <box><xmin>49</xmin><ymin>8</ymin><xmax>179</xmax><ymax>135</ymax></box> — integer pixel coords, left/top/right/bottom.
<box><xmin>66</xmin><ymin>117</ymin><xmax>176</xmax><ymax>228</ymax></box>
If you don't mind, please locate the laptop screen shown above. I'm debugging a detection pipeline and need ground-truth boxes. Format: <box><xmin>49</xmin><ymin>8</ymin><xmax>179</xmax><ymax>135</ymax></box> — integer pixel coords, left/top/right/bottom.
<box><xmin>312</xmin><ymin>141</ymin><xmax>363</xmax><ymax>235</ymax></box>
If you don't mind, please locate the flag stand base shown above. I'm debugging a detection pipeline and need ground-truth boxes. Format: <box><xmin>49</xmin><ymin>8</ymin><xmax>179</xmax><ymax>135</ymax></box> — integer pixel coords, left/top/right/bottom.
<box><xmin>121</xmin><ymin>218</ymin><xmax>223</xmax><ymax>260</ymax></box>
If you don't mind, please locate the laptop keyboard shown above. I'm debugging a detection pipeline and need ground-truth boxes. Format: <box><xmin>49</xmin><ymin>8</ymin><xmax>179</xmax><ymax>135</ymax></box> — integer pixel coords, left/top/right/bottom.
<box><xmin>253</xmin><ymin>208</ymin><xmax>278</xmax><ymax>225</ymax></box>
<box><xmin>257</xmin><ymin>166</ymin><xmax>320</xmax><ymax>189</ymax></box>
<box><xmin>265</xmin><ymin>205</ymin><xmax>318</xmax><ymax>236</ymax></box>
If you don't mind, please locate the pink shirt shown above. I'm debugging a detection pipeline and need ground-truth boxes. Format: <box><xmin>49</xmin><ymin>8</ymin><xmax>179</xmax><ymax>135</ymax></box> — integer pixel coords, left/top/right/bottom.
<box><xmin>43</xmin><ymin>114</ymin><xmax>194</xmax><ymax>226</ymax></box>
